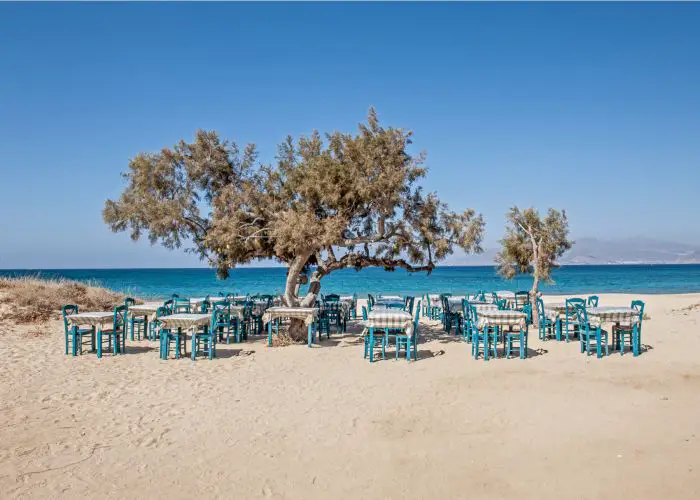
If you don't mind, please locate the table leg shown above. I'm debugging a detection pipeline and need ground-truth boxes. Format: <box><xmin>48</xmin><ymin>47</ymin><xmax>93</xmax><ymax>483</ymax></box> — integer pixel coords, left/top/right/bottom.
<box><xmin>267</xmin><ymin>319</ymin><xmax>272</xmax><ymax>347</ymax></box>
<box><xmin>596</xmin><ymin>327</ymin><xmax>602</xmax><ymax>359</ymax></box>
<box><xmin>484</xmin><ymin>326</ymin><xmax>489</xmax><ymax>361</ymax></box>
<box><xmin>406</xmin><ymin>332</ymin><xmax>411</xmax><ymax>361</ymax></box>
<box><xmin>369</xmin><ymin>327</ymin><xmax>375</xmax><ymax>362</ymax></box>
<box><xmin>97</xmin><ymin>326</ymin><xmax>102</xmax><ymax>358</ymax></box>
<box><xmin>307</xmin><ymin>322</ymin><xmax>312</xmax><ymax>347</ymax></box>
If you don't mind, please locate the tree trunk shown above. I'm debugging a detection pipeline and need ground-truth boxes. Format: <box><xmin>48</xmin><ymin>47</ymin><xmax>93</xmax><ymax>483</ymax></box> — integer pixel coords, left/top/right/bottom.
<box><xmin>280</xmin><ymin>252</ymin><xmax>320</xmax><ymax>343</ymax></box>
<box><xmin>530</xmin><ymin>272</ymin><xmax>540</xmax><ymax>328</ymax></box>
<box><xmin>286</xmin><ymin>318</ymin><xmax>308</xmax><ymax>342</ymax></box>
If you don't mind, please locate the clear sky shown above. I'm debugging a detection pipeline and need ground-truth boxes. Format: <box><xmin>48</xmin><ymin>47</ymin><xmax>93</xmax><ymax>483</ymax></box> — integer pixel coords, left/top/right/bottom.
<box><xmin>1</xmin><ymin>2</ymin><xmax>699</xmax><ymax>268</ymax></box>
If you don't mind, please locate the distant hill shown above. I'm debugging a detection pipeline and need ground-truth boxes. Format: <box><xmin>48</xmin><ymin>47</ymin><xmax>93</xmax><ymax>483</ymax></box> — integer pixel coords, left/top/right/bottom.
<box><xmin>560</xmin><ymin>237</ymin><xmax>700</xmax><ymax>265</ymax></box>
<box><xmin>445</xmin><ymin>237</ymin><xmax>700</xmax><ymax>266</ymax></box>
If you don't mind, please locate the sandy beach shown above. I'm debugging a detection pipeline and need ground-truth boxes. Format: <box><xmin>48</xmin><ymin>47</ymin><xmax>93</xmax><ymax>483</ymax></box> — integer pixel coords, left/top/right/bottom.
<box><xmin>1</xmin><ymin>293</ymin><xmax>700</xmax><ymax>499</ymax></box>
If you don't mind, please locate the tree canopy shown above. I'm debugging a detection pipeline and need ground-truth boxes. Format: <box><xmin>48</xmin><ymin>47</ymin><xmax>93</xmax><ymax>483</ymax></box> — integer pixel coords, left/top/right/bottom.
<box><xmin>104</xmin><ymin>109</ymin><xmax>485</xmax><ymax>325</ymax></box>
<box><xmin>496</xmin><ymin>207</ymin><xmax>573</xmax><ymax>295</ymax></box>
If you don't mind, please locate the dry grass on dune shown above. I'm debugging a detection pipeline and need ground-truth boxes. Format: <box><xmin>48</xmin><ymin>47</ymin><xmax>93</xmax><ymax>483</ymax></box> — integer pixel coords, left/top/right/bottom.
<box><xmin>0</xmin><ymin>277</ymin><xmax>127</xmax><ymax>325</ymax></box>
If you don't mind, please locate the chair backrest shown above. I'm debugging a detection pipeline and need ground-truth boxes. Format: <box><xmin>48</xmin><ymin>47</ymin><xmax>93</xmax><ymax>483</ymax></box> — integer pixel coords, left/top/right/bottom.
<box><xmin>367</xmin><ymin>294</ymin><xmax>375</xmax><ymax>307</ymax></box>
<box><xmin>124</xmin><ymin>297</ymin><xmax>136</xmax><ymax>307</ymax></box>
<box><xmin>412</xmin><ymin>301</ymin><xmax>421</xmax><ymax>336</ymax></box>
<box><xmin>497</xmin><ymin>299</ymin><xmax>508</xmax><ymax>310</ymax></box>
<box><xmin>173</xmin><ymin>297</ymin><xmax>191</xmax><ymax>313</ymax></box>
<box><xmin>405</xmin><ymin>296</ymin><xmax>415</xmax><ymax>314</ymax></box>
<box><xmin>491</xmin><ymin>292</ymin><xmax>499</xmax><ymax>304</ymax></box>
<box><xmin>631</xmin><ymin>300</ymin><xmax>645</xmax><ymax>323</ymax></box>
<box><xmin>461</xmin><ymin>299</ymin><xmax>472</xmax><ymax>323</ymax></box>
<box><xmin>565</xmin><ymin>298</ymin><xmax>586</xmax><ymax>314</ymax></box>
<box><xmin>522</xmin><ymin>303</ymin><xmax>532</xmax><ymax>326</ymax></box>
<box><xmin>210</xmin><ymin>302</ymin><xmax>230</xmax><ymax>328</ymax></box>
<box><xmin>536</xmin><ymin>297</ymin><xmax>546</xmax><ymax>323</ymax></box>
<box><xmin>572</xmin><ymin>302</ymin><xmax>590</xmax><ymax>329</ymax></box>
<box><xmin>171</xmin><ymin>294</ymin><xmax>179</xmax><ymax>299</ymax></box>
<box><xmin>515</xmin><ymin>291</ymin><xmax>530</xmax><ymax>309</ymax></box>
<box><xmin>62</xmin><ymin>304</ymin><xmax>78</xmax><ymax>334</ymax></box>
<box><xmin>324</xmin><ymin>294</ymin><xmax>340</xmax><ymax>302</ymax></box>
<box><xmin>361</xmin><ymin>306</ymin><xmax>368</xmax><ymax>321</ymax></box>
<box><xmin>155</xmin><ymin>306</ymin><xmax>168</xmax><ymax>318</ymax></box>
<box><xmin>587</xmin><ymin>295</ymin><xmax>599</xmax><ymax>307</ymax></box>
<box><xmin>113</xmin><ymin>305</ymin><xmax>127</xmax><ymax>331</ymax></box>
<box><xmin>163</xmin><ymin>299</ymin><xmax>174</xmax><ymax>315</ymax></box>
<box><xmin>470</xmin><ymin>305</ymin><xmax>479</xmax><ymax>329</ymax></box>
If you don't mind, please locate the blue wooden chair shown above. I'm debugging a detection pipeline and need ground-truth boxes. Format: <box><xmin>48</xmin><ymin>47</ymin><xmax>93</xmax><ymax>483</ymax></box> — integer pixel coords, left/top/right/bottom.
<box><xmin>403</xmin><ymin>296</ymin><xmax>415</xmax><ymax>315</ymax></box>
<box><xmin>514</xmin><ymin>291</ymin><xmax>530</xmax><ymax>312</ymax></box>
<box><xmin>564</xmin><ymin>298</ymin><xmax>586</xmax><ymax>341</ymax></box>
<box><xmin>536</xmin><ymin>298</ymin><xmax>555</xmax><ymax>340</ymax></box>
<box><xmin>396</xmin><ymin>301</ymin><xmax>421</xmax><ymax>361</ymax></box>
<box><xmin>97</xmin><ymin>305</ymin><xmax>127</xmax><ymax>358</ymax></box>
<box><xmin>62</xmin><ymin>305</ymin><xmax>95</xmax><ymax>356</ymax></box>
<box><xmin>505</xmin><ymin>304</ymin><xmax>530</xmax><ymax>359</ymax></box>
<box><xmin>471</xmin><ymin>307</ymin><xmax>498</xmax><ymax>361</ymax></box>
<box><xmin>573</xmin><ymin>303</ymin><xmax>609</xmax><ymax>358</ymax></box>
<box><xmin>316</xmin><ymin>303</ymin><xmax>332</xmax><ymax>339</ymax></box>
<box><xmin>125</xmin><ymin>297</ymin><xmax>146</xmax><ymax>341</ymax></box>
<box><xmin>612</xmin><ymin>300</ymin><xmax>645</xmax><ymax>356</ymax></box>
<box><xmin>173</xmin><ymin>297</ymin><xmax>191</xmax><ymax>314</ymax></box>
<box><xmin>587</xmin><ymin>295</ymin><xmax>600</xmax><ymax>307</ymax></box>
<box><xmin>191</xmin><ymin>312</ymin><xmax>218</xmax><ymax>360</ymax></box>
<box><xmin>151</xmin><ymin>306</ymin><xmax>168</xmax><ymax>342</ymax></box>
<box><xmin>161</xmin><ymin>324</ymin><xmax>187</xmax><ymax>360</ymax></box>
<box><xmin>163</xmin><ymin>299</ymin><xmax>174</xmax><ymax>315</ymax></box>
<box><xmin>210</xmin><ymin>302</ymin><xmax>232</xmax><ymax>342</ymax></box>
<box><xmin>460</xmin><ymin>299</ymin><xmax>473</xmax><ymax>343</ymax></box>
<box><xmin>362</xmin><ymin>306</ymin><xmax>385</xmax><ymax>359</ymax></box>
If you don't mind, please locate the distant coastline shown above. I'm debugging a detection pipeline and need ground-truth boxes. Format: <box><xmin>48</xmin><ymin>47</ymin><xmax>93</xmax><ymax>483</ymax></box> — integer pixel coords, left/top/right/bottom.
<box><xmin>2</xmin><ymin>264</ymin><xmax>700</xmax><ymax>297</ymax></box>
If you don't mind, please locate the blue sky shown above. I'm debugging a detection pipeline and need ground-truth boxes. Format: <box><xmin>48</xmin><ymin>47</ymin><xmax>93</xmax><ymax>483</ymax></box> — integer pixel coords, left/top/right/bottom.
<box><xmin>1</xmin><ymin>2</ymin><xmax>699</xmax><ymax>268</ymax></box>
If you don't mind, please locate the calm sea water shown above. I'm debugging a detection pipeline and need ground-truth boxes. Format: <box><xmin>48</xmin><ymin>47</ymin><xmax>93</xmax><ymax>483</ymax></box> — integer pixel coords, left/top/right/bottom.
<box><xmin>2</xmin><ymin>265</ymin><xmax>700</xmax><ymax>298</ymax></box>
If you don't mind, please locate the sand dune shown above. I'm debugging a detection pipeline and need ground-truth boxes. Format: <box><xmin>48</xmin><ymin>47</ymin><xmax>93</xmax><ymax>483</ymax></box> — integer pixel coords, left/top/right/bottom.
<box><xmin>1</xmin><ymin>293</ymin><xmax>700</xmax><ymax>499</ymax></box>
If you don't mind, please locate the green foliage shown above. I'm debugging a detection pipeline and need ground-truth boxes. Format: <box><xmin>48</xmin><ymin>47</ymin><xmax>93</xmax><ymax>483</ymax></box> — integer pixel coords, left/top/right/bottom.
<box><xmin>496</xmin><ymin>207</ymin><xmax>573</xmax><ymax>288</ymax></box>
<box><xmin>104</xmin><ymin>109</ymin><xmax>485</xmax><ymax>301</ymax></box>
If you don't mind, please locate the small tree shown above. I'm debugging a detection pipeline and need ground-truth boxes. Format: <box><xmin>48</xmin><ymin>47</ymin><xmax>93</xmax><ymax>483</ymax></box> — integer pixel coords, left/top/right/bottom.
<box><xmin>104</xmin><ymin>109</ymin><xmax>485</xmax><ymax>340</ymax></box>
<box><xmin>496</xmin><ymin>207</ymin><xmax>573</xmax><ymax>318</ymax></box>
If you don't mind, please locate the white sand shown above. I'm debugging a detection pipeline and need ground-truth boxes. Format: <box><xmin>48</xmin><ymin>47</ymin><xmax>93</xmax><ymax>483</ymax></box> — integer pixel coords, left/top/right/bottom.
<box><xmin>1</xmin><ymin>293</ymin><xmax>700</xmax><ymax>499</ymax></box>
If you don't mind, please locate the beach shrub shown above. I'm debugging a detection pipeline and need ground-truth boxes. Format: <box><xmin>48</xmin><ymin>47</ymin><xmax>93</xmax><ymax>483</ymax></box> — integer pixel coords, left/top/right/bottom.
<box><xmin>103</xmin><ymin>109</ymin><xmax>485</xmax><ymax>340</ymax></box>
<box><xmin>0</xmin><ymin>277</ymin><xmax>125</xmax><ymax>324</ymax></box>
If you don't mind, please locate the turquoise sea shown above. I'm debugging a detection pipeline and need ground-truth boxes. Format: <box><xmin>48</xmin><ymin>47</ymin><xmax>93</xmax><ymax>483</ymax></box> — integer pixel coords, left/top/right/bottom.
<box><xmin>2</xmin><ymin>265</ymin><xmax>700</xmax><ymax>299</ymax></box>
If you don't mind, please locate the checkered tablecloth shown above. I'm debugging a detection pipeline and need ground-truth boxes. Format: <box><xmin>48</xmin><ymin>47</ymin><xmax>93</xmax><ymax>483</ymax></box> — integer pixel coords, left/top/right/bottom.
<box><xmin>67</xmin><ymin>312</ymin><xmax>114</xmax><ymax>326</ymax></box>
<box><xmin>446</xmin><ymin>296</ymin><xmax>468</xmax><ymax>312</ymax></box>
<box><xmin>128</xmin><ymin>302</ymin><xmax>163</xmax><ymax>315</ymax></box>
<box><xmin>543</xmin><ymin>303</ymin><xmax>569</xmax><ymax>322</ymax></box>
<box><xmin>262</xmin><ymin>307</ymin><xmax>318</xmax><ymax>327</ymax></box>
<box><xmin>587</xmin><ymin>307</ymin><xmax>640</xmax><ymax>327</ymax></box>
<box><xmin>229</xmin><ymin>305</ymin><xmax>246</xmax><ymax>321</ymax></box>
<box><xmin>158</xmin><ymin>313</ymin><xmax>211</xmax><ymax>329</ymax></box>
<box><xmin>365</xmin><ymin>310</ymin><xmax>414</xmax><ymax>336</ymax></box>
<box><xmin>320</xmin><ymin>301</ymin><xmax>350</xmax><ymax>317</ymax></box>
<box><xmin>477</xmin><ymin>310</ymin><xmax>526</xmax><ymax>330</ymax></box>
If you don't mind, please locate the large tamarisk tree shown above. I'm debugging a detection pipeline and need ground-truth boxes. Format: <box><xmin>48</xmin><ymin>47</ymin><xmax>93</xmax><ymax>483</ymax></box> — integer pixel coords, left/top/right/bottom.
<box><xmin>496</xmin><ymin>207</ymin><xmax>573</xmax><ymax>323</ymax></box>
<box><xmin>104</xmin><ymin>109</ymin><xmax>485</xmax><ymax>340</ymax></box>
